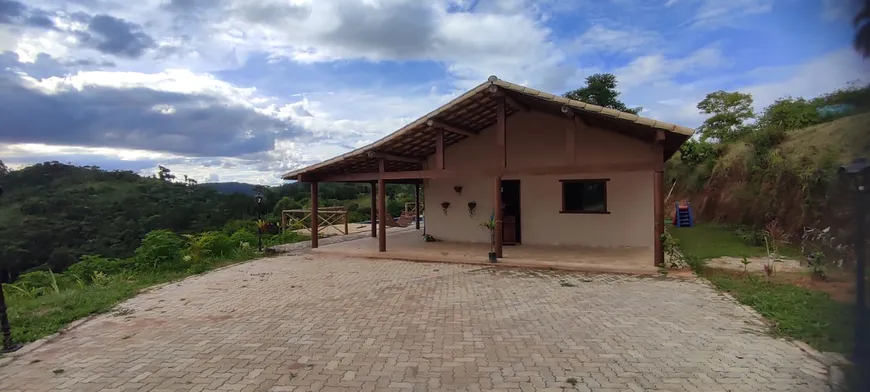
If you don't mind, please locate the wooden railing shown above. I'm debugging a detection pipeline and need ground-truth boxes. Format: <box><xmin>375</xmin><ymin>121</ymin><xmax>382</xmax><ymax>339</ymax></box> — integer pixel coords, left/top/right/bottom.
<box><xmin>281</xmin><ymin>207</ymin><xmax>348</xmax><ymax>236</ymax></box>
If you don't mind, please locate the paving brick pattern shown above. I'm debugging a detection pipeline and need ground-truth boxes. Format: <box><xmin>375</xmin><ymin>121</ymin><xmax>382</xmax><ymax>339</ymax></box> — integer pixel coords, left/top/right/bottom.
<box><xmin>0</xmin><ymin>255</ymin><xmax>829</xmax><ymax>391</ymax></box>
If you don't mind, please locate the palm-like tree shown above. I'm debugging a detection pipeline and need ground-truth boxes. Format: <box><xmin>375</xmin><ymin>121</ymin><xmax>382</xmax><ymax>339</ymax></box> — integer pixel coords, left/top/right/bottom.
<box><xmin>856</xmin><ymin>0</ymin><xmax>870</xmax><ymax>57</ymax></box>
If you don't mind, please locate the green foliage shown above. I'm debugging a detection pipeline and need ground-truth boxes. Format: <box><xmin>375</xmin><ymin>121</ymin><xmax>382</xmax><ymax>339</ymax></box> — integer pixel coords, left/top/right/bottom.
<box><xmin>266</xmin><ymin>231</ymin><xmax>304</xmax><ymax>246</ymax></box>
<box><xmin>187</xmin><ymin>231</ymin><xmax>234</xmax><ymax>261</ymax></box>
<box><xmin>9</xmin><ymin>269</ymin><xmax>63</xmax><ymax>298</ymax></box>
<box><xmin>229</xmin><ymin>229</ymin><xmax>258</xmax><ymax>248</ymax></box>
<box><xmin>134</xmin><ymin>229</ymin><xmax>185</xmax><ymax>270</ymax></box>
<box><xmin>562</xmin><ymin>73</ymin><xmax>641</xmax><ymax>114</ymax></box>
<box><xmin>696</xmin><ymin>90</ymin><xmax>755</xmax><ymax>142</ymax></box>
<box><xmin>221</xmin><ymin>219</ymin><xmax>258</xmax><ymax>236</ymax></box>
<box><xmin>66</xmin><ymin>255</ymin><xmax>132</xmax><ymax>282</ymax></box>
<box><xmin>676</xmin><ymin>139</ymin><xmax>717</xmax><ymax>166</ymax></box>
<box><xmin>757</xmin><ymin>97</ymin><xmax>821</xmax><ymax>131</ymax></box>
<box><xmin>670</xmin><ymin>224</ymin><xmax>768</xmax><ymax>260</ymax></box>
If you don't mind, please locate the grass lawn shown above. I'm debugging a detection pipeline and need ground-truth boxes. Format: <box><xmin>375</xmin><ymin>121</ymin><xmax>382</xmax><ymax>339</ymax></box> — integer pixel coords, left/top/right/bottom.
<box><xmin>4</xmin><ymin>248</ymin><xmax>291</xmax><ymax>345</ymax></box>
<box><xmin>670</xmin><ymin>224</ymin><xmax>768</xmax><ymax>259</ymax></box>
<box><xmin>671</xmin><ymin>223</ymin><xmax>802</xmax><ymax>260</ymax></box>
<box><xmin>702</xmin><ymin>268</ymin><xmax>853</xmax><ymax>354</ymax></box>
<box><xmin>6</xmin><ymin>272</ymin><xmax>185</xmax><ymax>343</ymax></box>
<box><xmin>670</xmin><ymin>223</ymin><xmax>854</xmax><ymax>355</ymax></box>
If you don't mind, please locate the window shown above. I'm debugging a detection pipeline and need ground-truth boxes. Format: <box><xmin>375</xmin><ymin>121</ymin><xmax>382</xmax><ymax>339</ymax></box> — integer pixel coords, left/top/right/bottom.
<box><xmin>560</xmin><ymin>179</ymin><xmax>609</xmax><ymax>214</ymax></box>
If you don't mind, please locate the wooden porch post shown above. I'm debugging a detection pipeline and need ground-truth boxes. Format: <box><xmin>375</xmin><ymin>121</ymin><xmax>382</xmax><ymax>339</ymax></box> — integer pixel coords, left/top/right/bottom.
<box><xmin>370</xmin><ymin>181</ymin><xmax>377</xmax><ymax>238</ymax></box>
<box><xmin>654</xmin><ymin>170</ymin><xmax>664</xmax><ymax>266</ymax></box>
<box><xmin>495</xmin><ymin>93</ymin><xmax>507</xmax><ymax>168</ymax></box>
<box><xmin>494</xmin><ymin>176</ymin><xmax>503</xmax><ymax>258</ymax></box>
<box><xmin>378</xmin><ymin>160</ymin><xmax>387</xmax><ymax>252</ymax></box>
<box><xmin>435</xmin><ymin>128</ymin><xmax>445</xmax><ymax>170</ymax></box>
<box><xmin>654</xmin><ymin>129</ymin><xmax>666</xmax><ymax>267</ymax></box>
<box><xmin>311</xmin><ymin>182</ymin><xmax>319</xmax><ymax>249</ymax></box>
<box><xmin>414</xmin><ymin>183</ymin><xmax>421</xmax><ymax>230</ymax></box>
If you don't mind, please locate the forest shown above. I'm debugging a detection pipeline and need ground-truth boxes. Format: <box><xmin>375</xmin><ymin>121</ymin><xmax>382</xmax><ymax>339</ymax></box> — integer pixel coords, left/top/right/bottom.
<box><xmin>0</xmin><ymin>163</ymin><xmax>415</xmax><ymax>280</ymax></box>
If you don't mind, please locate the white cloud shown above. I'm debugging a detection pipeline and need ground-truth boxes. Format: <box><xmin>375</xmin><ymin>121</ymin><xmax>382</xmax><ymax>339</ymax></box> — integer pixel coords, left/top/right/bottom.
<box><xmin>572</xmin><ymin>25</ymin><xmax>662</xmax><ymax>55</ymax></box>
<box><xmin>688</xmin><ymin>0</ymin><xmax>774</xmax><ymax>28</ymax></box>
<box><xmin>615</xmin><ymin>46</ymin><xmax>725</xmax><ymax>90</ymax></box>
<box><xmin>624</xmin><ymin>48</ymin><xmax>870</xmax><ymax>127</ymax></box>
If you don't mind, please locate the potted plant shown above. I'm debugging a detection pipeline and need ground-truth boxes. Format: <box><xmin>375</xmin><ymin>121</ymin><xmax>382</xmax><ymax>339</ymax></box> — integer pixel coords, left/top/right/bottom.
<box><xmin>480</xmin><ymin>213</ymin><xmax>497</xmax><ymax>263</ymax></box>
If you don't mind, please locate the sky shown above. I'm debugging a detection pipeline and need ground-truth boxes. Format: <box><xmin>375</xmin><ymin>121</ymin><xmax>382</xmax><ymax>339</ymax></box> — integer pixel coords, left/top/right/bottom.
<box><xmin>0</xmin><ymin>0</ymin><xmax>867</xmax><ymax>185</ymax></box>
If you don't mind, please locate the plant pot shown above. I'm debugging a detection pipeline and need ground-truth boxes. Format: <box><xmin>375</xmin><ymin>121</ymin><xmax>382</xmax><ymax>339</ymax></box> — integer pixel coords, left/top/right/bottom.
<box><xmin>488</xmin><ymin>252</ymin><xmax>498</xmax><ymax>263</ymax></box>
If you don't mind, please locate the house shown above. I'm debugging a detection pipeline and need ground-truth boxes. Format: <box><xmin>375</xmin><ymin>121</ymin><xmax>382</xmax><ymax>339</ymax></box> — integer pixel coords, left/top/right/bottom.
<box><xmin>282</xmin><ymin>76</ymin><xmax>693</xmax><ymax>266</ymax></box>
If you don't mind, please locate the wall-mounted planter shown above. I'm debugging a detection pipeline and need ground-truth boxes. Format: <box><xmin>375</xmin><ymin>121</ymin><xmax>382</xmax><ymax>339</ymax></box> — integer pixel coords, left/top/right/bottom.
<box><xmin>467</xmin><ymin>201</ymin><xmax>477</xmax><ymax>216</ymax></box>
<box><xmin>440</xmin><ymin>201</ymin><xmax>451</xmax><ymax>215</ymax></box>
<box><xmin>453</xmin><ymin>186</ymin><xmax>463</xmax><ymax>195</ymax></box>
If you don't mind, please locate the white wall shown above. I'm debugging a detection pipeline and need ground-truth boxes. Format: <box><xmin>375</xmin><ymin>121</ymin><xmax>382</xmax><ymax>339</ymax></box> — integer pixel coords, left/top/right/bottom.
<box><xmin>423</xmin><ymin>110</ymin><xmax>659</xmax><ymax>248</ymax></box>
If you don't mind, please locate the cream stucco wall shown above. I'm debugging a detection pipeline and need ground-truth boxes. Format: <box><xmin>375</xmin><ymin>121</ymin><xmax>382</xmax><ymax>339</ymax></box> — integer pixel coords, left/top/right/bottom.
<box><xmin>423</xmin><ymin>110</ymin><xmax>658</xmax><ymax>249</ymax></box>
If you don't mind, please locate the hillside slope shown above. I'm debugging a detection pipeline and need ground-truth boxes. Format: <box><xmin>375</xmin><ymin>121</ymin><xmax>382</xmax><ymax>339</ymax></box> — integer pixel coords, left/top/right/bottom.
<box><xmin>0</xmin><ymin>163</ymin><xmax>254</xmax><ymax>278</ymax></box>
<box><xmin>666</xmin><ymin>113</ymin><xmax>869</xmax><ymax>246</ymax></box>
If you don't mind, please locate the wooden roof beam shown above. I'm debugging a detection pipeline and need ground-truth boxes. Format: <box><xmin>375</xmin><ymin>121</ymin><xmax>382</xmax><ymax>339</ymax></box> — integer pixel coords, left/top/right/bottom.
<box><xmin>488</xmin><ymin>85</ymin><xmax>528</xmax><ymax>112</ymax></box>
<box><xmin>426</xmin><ymin>120</ymin><xmax>475</xmax><ymax>137</ymax></box>
<box><xmin>561</xmin><ymin>105</ymin><xmax>590</xmax><ymax>127</ymax></box>
<box><xmin>366</xmin><ymin>151</ymin><xmax>424</xmax><ymax>164</ymax></box>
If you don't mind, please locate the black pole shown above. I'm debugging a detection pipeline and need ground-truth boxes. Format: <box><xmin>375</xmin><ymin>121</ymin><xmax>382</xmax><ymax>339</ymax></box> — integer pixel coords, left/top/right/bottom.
<box><xmin>855</xmin><ymin>175</ymin><xmax>867</xmax><ymax>364</ymax></box>
<box><xmin>840</xmin><ymin>158</ymin><xmax>870</xmax><ymax>390</ymax></box>
<box><xmin>257</xmin><ymin>211</ymin><xmax>263</xmax><ymax>252</ymax></box>
<box><xmin>0</xmin><ymin>276</ymin><xmax>21</xmax><ymax>353</ymax></box>
<box><xmin>255</xmin><ymin>194</ymin><xmax>263</xmax><ymax>252</ymax></box>
<box><xmin>0</xmin><ymin>186</ymin><xmax>22</xmax><ymax>354</ymax></box>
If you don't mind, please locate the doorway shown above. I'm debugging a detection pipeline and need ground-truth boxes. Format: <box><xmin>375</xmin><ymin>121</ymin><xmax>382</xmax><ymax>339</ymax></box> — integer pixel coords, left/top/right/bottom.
<box><xmin>501</xmin><ymin>179</ymin><xmax>521</xmax><ymax>245</ymax></box>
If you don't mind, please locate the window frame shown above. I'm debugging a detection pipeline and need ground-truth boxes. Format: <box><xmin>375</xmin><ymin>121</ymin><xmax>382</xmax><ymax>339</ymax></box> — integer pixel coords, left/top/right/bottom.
<box><xmin>559</xmin><ymin>178</ymin><xmax>610</xmax><ymax>214</ymax></box>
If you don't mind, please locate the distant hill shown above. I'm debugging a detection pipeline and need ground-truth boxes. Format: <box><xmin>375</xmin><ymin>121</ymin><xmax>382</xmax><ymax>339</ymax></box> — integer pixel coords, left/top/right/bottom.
<box><xmin>200</xmin><ymin>182</ymin><xmax>260</xmax><ymax>195</ymax></box>
<box><xmin>0</xmin><ymin>162</ymin><xmax>255</xmax><ymax>278</ymax></box>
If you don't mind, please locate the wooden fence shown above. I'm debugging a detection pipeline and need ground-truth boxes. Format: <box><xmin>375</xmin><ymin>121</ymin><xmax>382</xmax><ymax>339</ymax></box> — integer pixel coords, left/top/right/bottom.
<box><xmin>281</xmin><ymin>207</ymin><xmax>349</xmax><ymax>236</ymax></box>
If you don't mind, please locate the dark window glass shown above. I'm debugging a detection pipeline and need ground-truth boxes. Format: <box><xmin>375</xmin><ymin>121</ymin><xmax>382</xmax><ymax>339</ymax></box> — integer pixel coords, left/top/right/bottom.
<box><xmin>561</xmin><ymin>180</ymin><xmax>608</xmax><ymax>213</ymax></box>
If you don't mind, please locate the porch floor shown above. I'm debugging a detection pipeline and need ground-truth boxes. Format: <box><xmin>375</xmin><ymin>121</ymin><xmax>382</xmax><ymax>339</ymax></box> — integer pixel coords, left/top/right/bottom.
<box><xmin>312</xmin><ymin>228</ymin><xmax>659</xmax><ymax>275</ymax></box>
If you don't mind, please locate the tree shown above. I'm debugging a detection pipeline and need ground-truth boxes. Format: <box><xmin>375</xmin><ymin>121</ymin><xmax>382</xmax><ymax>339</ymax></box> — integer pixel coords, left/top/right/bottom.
<box><xmin>157</xmin><ymin>165</ymin><xmax>176</xmax><ymax>181</ymax></box>
<box><xmin>563</xmin><ymin>73</ymin><xmax>641</xmax><ymax>114</ymax></box>
<box><xmin>756</xmin><ymin>97</ymin><xmax>821</xmax><ymax>131</ymax></box>
<box><xmin>696</xmin><ymin>91</ymin><xmax>755</xmax><ymax>142</ymax></box>
<box><xmin>855</xmin><ymin>0</ymin><xmax>870</xmax><ymax>57</ymax></box>
<box><xmin>0</xmin><ymin>159</ymin><xmax>8</xmax><ymax>178</ymax></box>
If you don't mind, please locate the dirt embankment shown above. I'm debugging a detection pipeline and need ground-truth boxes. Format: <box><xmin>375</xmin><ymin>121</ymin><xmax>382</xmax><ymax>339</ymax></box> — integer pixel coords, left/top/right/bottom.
<box><xmin>668</xmin><ymin>114</ymin><xmax>870</xmax><ymax>247</ymax></box>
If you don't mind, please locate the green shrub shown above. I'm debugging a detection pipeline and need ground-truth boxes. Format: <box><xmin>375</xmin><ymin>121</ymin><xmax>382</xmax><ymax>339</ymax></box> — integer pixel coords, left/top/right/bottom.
<box><xmin>66</xmin><ymin>255</ymin><xmax>133</xmax><ymax>282</ymax></box>
<box><xmin>746</xmin><ymin>126</ymin><xmax>787</xmax><ymax>154</ymax></box>
<box><xmin>221</xmin><ymin>219</ymin><xmax>257</xmax><ymax>236</ymax></box>
<box><xmin>134</xmin><ymin>229</ymin><xmax>185</xmax><ymax>270</ymax></box>
<box><xmin>268</xmin><ymin>231</ymin><xmax>303</xmax><ymax>246</ymax></box>
<box><xmin>229</xmin><ymin>229</ymin><xmax>258</xmax><ymax>248</ymax></box>
<box><xmin>13</xmin><ymin>270</ymin><xmax>61</xmax><ymax>297</ymax></box>
<box><xmin>189</xmin><ymin>231</ymin><xmax>234</xmax><ymax>259</ymax></box>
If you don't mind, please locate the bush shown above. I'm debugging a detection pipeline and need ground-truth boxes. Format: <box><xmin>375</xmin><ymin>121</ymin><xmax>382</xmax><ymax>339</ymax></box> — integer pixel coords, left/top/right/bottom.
<box><xmin>12</xmin><ymin>270</ymin><xmax>61</xmax><ymax>297</ymax></box>
<box><xmin>66</xmin><ymin>255</ymin><xmax>133</xmax><ymax>282</ymax></box>
<box><xmin>229</xmin><ymin>229</ymin><xmax>258</xmax><ymax>248</ymax></box>
<box><xmin>268</xmin><ymin>231</ymin><xmax>303</xmax><ymax>246</ymax></box>
<box><xmin>221</xmin><ymin>219</ymin><xmax>257</xmax><ymax>236</ymax></box>
<box><xmin>134</xmin><ymin>229</ymin><xmax>185</xmax><ymax>270</ymax></box>
<box><xmin>189</xmin><ymin>231</ymin><xmax>234</xmax><ymax>259</ymax></box>
<box><xmin>746</xmin><ymin>126</ymin><xmax>787</xmax><ymax>154</ymax></box>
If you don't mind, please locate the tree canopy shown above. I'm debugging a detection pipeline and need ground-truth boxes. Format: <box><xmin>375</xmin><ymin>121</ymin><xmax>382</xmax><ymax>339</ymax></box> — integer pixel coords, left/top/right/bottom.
<box><xmin>696</xmin><ymin>90</ymin><xmax>755</xmax><ymax>142</ymax></box>
<box><xmin>0</xmin><ymin>162</ymin><xmax>418</xmax><ymax>279</ymax></box>
<box><xmin>563</xmin><ymin>73</ymin><xmax>641</xmax><ymax>114</ymax></box>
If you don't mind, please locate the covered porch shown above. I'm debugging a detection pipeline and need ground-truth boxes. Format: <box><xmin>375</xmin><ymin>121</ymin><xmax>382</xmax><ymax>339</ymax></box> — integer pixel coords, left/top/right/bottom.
<box><xmin>311</xmin><ymin>228</ymin><xmax>660</xmax><ymax>275</ymax></box>
<box><xmin>282</xmin><ymin>76</ymin><xmax>694</xmax><ymax>267</ymax></box>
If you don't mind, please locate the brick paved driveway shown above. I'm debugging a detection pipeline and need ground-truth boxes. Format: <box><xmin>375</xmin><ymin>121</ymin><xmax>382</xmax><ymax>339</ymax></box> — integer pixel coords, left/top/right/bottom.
<box><xmin>0</xmin><ymin>255</ymin><xmax>830</xmax><ymax>392</ymax></box>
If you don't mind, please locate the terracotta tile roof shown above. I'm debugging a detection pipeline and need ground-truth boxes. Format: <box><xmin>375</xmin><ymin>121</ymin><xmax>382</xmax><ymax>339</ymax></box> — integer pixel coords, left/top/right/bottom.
<box><xmin>282</xmin><ymin>76</ymin><xmax>694</xmax><ymax>180</ymax></box>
